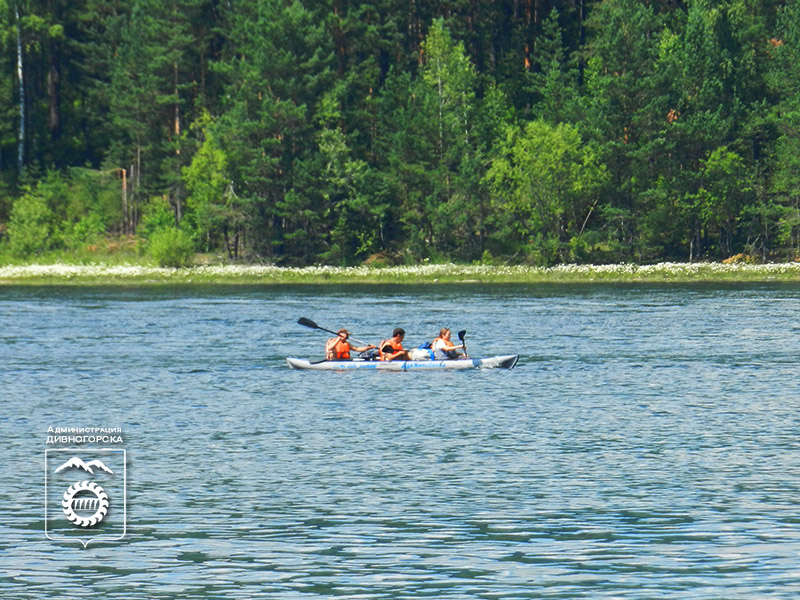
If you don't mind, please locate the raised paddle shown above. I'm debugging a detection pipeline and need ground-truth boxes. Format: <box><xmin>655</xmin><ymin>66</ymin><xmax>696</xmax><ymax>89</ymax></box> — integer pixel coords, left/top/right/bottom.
<box><xmin>458</xmin><ymin>329</ymin><xmax>468</xmax><ymax>357</ymax></box>
<box><xmin>297</xmin><ymin>317</ymin><xmax>373</xmax><ymax>347</ymax></box>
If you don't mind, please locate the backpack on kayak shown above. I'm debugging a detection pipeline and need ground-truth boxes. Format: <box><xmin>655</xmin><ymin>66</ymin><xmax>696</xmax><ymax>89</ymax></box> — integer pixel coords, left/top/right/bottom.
<box><xmin>358</xmin><ymin>348</ymin><xmax>380</xmax><ymax>361</ymax></box>
<box><xmin>408</xmin><ymin>341</ymin><xmax>434</xmax><ymax>361</ymax></box>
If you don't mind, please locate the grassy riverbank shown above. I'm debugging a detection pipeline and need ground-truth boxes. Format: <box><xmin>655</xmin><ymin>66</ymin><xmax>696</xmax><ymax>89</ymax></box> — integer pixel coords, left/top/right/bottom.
<box><xmin>3</xmin><ymin>261</ymin><xmax>800</xmax><ymax>285</ymax></box>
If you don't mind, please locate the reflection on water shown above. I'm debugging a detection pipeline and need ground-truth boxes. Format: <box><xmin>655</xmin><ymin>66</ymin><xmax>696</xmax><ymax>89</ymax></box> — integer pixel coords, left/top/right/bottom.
<box><xmin>2</xmin><ymin>284</ymin><xmax>800</xmax><ymax>598</ymax></box>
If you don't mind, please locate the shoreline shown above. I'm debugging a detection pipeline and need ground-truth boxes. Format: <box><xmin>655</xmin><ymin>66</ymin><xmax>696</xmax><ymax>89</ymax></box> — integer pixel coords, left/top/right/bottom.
<box><xmin>3</xmin><ymin>262</ymin><xmax>800</xmax><ymax>285</ymax></box>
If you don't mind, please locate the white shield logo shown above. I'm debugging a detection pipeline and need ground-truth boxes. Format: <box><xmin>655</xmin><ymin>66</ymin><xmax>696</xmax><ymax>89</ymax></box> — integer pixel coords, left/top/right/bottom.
<box><xmin>45</xmin><ymin>448</ymin><xmax>126</xmax><ymax>548</ymax></box>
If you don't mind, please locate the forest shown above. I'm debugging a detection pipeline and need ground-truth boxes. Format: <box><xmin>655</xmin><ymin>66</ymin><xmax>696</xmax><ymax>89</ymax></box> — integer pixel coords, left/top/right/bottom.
<box><xmin>1</xmin><ymin>0</ymin><xmax>799</xmax><ymax>266</ymax></box>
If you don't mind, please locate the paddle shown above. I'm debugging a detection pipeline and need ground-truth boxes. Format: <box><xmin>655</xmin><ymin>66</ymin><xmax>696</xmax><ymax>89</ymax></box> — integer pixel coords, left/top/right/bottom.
<box><xmin>297</xmin><ymin>317</ymin><xmax>373</xmax><ymax>347</ymax></box>
<box><xmin>458</xmin><ymin>329</ymin><xmax>468</xmax><ymax>358</ymax></box>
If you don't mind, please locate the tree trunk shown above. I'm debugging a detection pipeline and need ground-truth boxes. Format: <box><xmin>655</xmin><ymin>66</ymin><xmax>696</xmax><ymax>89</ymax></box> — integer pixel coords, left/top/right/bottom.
<box><xmin>223</xmin><ymin>225</ymin><xmax>232</xmax><ymax>259</ymax></box>
<box><xmin>133</xmin><ymin>150</ymin><xmax>142</xmax><ymax>232</ymax></box>
<box><xmin>16</xmin><ymin>5</ymin><xmax>24</xmax><ymax>171</ymax></box>
<box><xmin>121</xmin><ymin>168</ymin><xmax>128</xmax><ymax>235</ymax></box>
<box><xmin>578</xmin><ymin>0</ymin><xmax>586</xmax><ymax>85</ymax></box>
<box><xmin>48</xmin><ymin>41</ymin><xmax>61</xmax><ymax>139</ymax></box>
<box><xmin>174</xmin><ymin>62</ymin><xmax>183</xmax><ymax>223</ymax></box>
<box><xmin>174</xmin><ymin>62</ymin><xmax>181</xmax><ymax>143</ymax></box>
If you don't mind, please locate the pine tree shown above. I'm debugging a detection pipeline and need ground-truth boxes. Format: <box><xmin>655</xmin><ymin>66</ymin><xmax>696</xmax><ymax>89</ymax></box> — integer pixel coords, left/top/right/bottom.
<box><xmin>766</xmin><ymin>0</ymin><xmax>800</xmax><ymax>256</ymax></box>
<box><xmin>0</xmin><ymin>1</ymin><xmax>16</xmax><ymax>185</ymax></box>
<box><xmin>527</xmin><ymin>8</ymin><xmax>580</xmax><ymax>124</ymax></box>
<box><xmin>214</xmin><ymin>0</ymin><xmax>334</xmax><ymax>261</ymax></box>
<box><xmin>102</xmin><ymin>0</ymin><xmax>211</xmax><ymax>231</ymax></box>
<box><xmin>582</xmin><ymin>0</ymin><xmax>668</xmax><ymax>260</ymax></box>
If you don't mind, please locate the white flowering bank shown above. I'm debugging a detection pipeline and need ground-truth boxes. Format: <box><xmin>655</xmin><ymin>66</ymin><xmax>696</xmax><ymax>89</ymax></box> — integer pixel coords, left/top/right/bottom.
<box><xmin>2</xmin><ymin>261</ymin><xmax>800</xmax><ymax>283</ymax></box>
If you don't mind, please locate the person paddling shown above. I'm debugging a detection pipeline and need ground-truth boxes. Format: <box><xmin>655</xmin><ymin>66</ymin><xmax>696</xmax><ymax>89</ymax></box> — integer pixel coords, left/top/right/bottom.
<box><xmin>379</xmin><ymin>327</ymin><xmax>411</xmax><ymax>361</ymax></box>
<box><xmin>325</xmin><ymin>329</ymin><xmax>375</xmax><ymax>360</ymax></box>
<box><xmin>432</xmin><ymin>327</ymin><xmax>468</xmax><ymax>359</ymax></box>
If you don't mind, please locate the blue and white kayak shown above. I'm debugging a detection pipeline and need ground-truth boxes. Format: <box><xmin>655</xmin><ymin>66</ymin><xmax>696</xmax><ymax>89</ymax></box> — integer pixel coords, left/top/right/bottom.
<box><xmin>285</xmin><ymin>355</ymin><xmax>519</xmax><ymax>371</ymax></box>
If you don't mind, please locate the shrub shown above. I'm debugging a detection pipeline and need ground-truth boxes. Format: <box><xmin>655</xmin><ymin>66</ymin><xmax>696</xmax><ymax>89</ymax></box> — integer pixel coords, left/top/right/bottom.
<box><xmin>139</xmin><ymin>196</ymin><xmax>177</xmax><ymax>238</ymax></box>
<box><xmin>5</xmin><ymin>194</ymin><xmax>55</xmax><ymax>257</ymax></box>
<box><xmin>149</xmin><ymin>228</ymin><xmax>195</xmax><ymax>268</ymax></box>
<box><xmin>722</xmin><ymin>253</ymin><xmax>759</xmax><ymax>265</ymax></box>
<box><xmin>64</xmin><ymin>213</ymin><xmax>106</xmax><ymax>250</ymax></box>
<box><xmin>3</xmin><ymin>168</ymin><xmax>125</xmax><ymax>259</ymax></box>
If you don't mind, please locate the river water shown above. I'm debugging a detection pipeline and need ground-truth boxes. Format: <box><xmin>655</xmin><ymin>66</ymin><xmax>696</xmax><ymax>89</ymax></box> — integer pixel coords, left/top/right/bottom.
<box><xmin>2</xmin><ymin>283</ymin><xmax>800</xmax><ymax>599</ymax></box>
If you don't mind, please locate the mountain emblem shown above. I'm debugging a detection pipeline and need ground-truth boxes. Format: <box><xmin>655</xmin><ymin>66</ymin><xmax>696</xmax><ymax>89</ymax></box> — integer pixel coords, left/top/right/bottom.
<box><xmin>55</xmin><ymin>457</ymin><xmax>114</xmax><ymax>475</ymax></box>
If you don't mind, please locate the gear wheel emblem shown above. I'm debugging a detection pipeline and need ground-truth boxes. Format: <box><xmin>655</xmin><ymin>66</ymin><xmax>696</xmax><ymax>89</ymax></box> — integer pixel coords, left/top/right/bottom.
<box><xmin>62</xmin><ymin>480</ymin><xmax>109</xmax><ymax>527</ymax></box>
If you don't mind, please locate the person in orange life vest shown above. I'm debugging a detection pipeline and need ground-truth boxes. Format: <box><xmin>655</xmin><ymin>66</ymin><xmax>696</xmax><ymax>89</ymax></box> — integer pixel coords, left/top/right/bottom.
<box><xmin>431</xmin><ymin>327</ymin><xmax>468</xmax><ymax>359</ymax></box>
<box><xmin>379</xmin><ymin>327</ymin><xmax>411</xmax><ymax>361</ymax></box>
<box><xmin>325</xmin><ymin>329</ymin><xmax>374</xmax><ymax>360</ymax></box>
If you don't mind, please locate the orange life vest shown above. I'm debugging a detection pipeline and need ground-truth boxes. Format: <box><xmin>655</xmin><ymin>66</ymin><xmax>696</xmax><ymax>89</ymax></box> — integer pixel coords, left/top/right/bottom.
<box><xmin>379</xmin><ymin>338</ymin><xmax>403</xmax><ymax>361</ymax></box>
<box><xmin>327</xmin><ymin>337</ymin><xmax>351</xmax><ymax>360</ymax></box>
<box><xmin>332</xmin><ymin>338</ymin><xmax>351</xmax><ymax>360</ymax></box>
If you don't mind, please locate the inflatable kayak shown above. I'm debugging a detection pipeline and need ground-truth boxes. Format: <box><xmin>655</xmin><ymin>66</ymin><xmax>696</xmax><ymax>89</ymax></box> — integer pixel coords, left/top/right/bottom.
<box><xmin>286</xmin><ymin>355</ymin><xmax>519</xmax><ymax>371</ymax></box>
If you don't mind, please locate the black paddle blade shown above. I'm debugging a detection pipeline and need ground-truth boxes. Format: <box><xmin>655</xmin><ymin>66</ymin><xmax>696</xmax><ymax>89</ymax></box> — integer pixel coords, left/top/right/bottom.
<box><xmin>457</xmin><ymin>330</ymin><xmax>467</xmax><ymax>342</ymax></box>
<box><xmin>297</xmin><ymin>317</ymin><xmax>319</xmax><ymax>329</ymax></box>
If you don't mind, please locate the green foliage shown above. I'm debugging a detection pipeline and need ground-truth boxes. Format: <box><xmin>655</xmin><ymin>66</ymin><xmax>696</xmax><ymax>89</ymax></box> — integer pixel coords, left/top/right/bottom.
<box><xmin>5</xmin><ymin>193</ymin><xmax>54</xmax><ymax>256</ymax></box>
<box><xmin>767</xmin><ymin>0</ymin><xmax>800</xmax><ymax>255</ymax></box>
<box><xmin>138</xmin><ymin>196</ymin><xmax>176</xmax><ymax>238</ymax></box>
<box><xmin>148</xmin><ymin>227</ymin><xmax>194</xmax><ymax>267</ymax></box>
<box><xmin>0</xmin><ymin>0</ymin><xmax>799</xmax><ymax>265</ymax></box>
<box><xmin>182</xmin><ymin>111</ymin><xmax>232</xmax><ymax>251</ymax></box>
<box><xmin>528</xmin><ymin>9</ymin><xmax>579</xmax><ymax>124</ymax></box>
<box><xmin>486</xmin><ymin>120</ymin><xmax>607</xmax><ymax>264</ymax></box>
<box><xmin>4</xmin><ymin>168</ymin><xmax>122</xmax><ymax>256</ymax></box>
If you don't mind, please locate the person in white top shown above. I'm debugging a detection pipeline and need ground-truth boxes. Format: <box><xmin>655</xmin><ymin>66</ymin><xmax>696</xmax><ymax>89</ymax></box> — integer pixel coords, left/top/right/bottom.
<box><xmin>431</xmin><ymin>327</ymin><xmax>468</xmax><ymax>360</ymax></box>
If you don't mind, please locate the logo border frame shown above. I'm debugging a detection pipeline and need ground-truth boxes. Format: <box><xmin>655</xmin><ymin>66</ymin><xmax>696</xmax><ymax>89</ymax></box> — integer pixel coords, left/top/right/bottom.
<box><xmin>45</xmin><ymin>448</ymin><xmax>127</xmax><ymax>548</ymax></box>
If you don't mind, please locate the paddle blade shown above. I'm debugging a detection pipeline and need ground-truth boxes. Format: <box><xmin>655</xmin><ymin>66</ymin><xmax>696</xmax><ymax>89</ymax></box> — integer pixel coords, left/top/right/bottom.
<box><xmin>457</xmin><ymin>330</ymin><xmax>467</xmax><ymax>342</ymax></box>
<box><xmin>297</xmin><ymin>317</ymin><xmax>320</xmax><ymax>330</ymax></box>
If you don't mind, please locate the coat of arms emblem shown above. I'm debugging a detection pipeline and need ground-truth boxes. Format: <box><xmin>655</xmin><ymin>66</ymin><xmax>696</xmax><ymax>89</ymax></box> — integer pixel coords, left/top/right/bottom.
<box><xmin>45</xmin><ymin>448</ymin><xmax>126</xmax><ymax>547</ymax></box>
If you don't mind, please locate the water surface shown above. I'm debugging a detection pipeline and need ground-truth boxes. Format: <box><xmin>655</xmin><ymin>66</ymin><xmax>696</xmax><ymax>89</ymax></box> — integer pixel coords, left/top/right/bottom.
<box><xmin>2</xmin><ymin>283</ymin><xmax>800</xmax><ymax>598</ymax></box>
